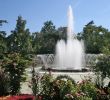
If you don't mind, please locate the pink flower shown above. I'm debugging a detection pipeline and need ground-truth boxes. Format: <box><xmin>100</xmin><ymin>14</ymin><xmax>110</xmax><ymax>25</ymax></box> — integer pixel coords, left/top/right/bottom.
<box><xmin>38</xmin><ymin>95</ymin><xmax>42</xmax><ymax>100</ymax></box>
<box><xmin>75</xmin><ymin>92</ymin><xmax>81</xmax><ymax>97</ymax></box>
<box><xmin>65</xmin><ymin>94</ymin><xmax>73</xmax><ymax>99</ymax></box>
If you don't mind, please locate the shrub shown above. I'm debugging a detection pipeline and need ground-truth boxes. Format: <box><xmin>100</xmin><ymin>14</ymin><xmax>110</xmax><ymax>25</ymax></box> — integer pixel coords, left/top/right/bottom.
<box><xmin>0</xmin><ymin>68</ymin><xmax>10</xmax><ymax>96</ymax></box>
<box><xmin>2</xmin><ymin>53</ymin><xmax>29</xmax><ymax>95</ymax></box>
<box><xmin>55</xmin><ymin>75</ymin><xmax>76</xmax><ymax>85</ymax></box>
<box><xmin>40</xmin><ymin>73</ymin><xmax>53</xmax><ymax>97</ymax></box>
<box><xmin>79</xmin><ymin>80</ymin><xmax>97</xmax><ymax>99</ymax></box>
<box><xmin>28</xmin><ymin>66</ymin><xmax>40</xmax><ymax>97</ymax></box>
<box><xmin>94</xmin><ymin>55</ymin><xmax>110</xmax><ymax>87</ymax></box>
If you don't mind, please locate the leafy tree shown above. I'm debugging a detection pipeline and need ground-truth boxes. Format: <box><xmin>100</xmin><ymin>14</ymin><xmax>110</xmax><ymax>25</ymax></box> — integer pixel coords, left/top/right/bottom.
<box><xmin>57</xmin><ymin>27</ymin><xmax>67</xmax><ymax>41</ymax></box>
<box><xmin>0</xmin><ymin>20</ymin><xmax>7</xmax><ymax>54</ymax></box>
<box><xmin>34</xmin><ymin>21</ymin><xmax>68</xmax><ymax>54</ymax></box>
<box><xmin>34</xmin><ymin>21</ymin><xmax>59</xmax><ymax>54</ymax></box>
<box><xmin>0</xmin><ymin>20</ymin><xmax>7</xmax><ymax>26</ymax></box>
<box><xmin>1</xmin><ymin>53</ymin><xmax>29</xmax><ymax>95</ymax></box>
<box><xmin>7</xmin><ymin>16</ymin><xmax>33</xmax><ymax>54</ymax></box>
<box><xmin>31</xmin><ymin>32</ymin><xmax>40</xmax><ymax>54</ymax></box>
<box><xmin>0</xmin><ymin>68</ymin><xmax>10</xmax><ymax>96</ymax></box>
<box><xmin>77</xmin><ymin>21</ymin><xmax>109</xmax><ymax>54</ymax></box>
<box><xmin>94</xmin><ymin>55</ymin><xmax>110</xmax><ymax>87</ymax></box>
<box><xmin>101</xmin><ymin>31</ymin><xmax>110</xmax><ymax>55</ymax></box>
<box><xmin>41</xmin><ymin>21</ymin><xmax>56</xmax><ymax>34</ymax></box>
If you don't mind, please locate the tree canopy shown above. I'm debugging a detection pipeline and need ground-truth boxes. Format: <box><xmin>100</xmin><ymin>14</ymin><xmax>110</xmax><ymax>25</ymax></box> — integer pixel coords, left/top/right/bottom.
<box><xmin>77</xmin><ymin>21</ymin><xmax>110</xmax><ymax>54</ymax></box>
<box><xmin>0</xmin><ymin>20</ymin><xmax>7</xmax><ymax>54</ymax></box>
<box><xmin>7</xmin><ymin>16</ymin><xmax>33</xmax><ymax>54</ymax></box>
<box><xmin>0</xmin><ymin>18</ymin><xmax>109</xmax><ymax>55</ymax></box>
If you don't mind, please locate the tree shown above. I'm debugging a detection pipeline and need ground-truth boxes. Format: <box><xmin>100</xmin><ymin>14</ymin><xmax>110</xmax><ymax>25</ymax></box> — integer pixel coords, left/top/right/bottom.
<box><xmin>0</xmin><ymin>20</ymin><xmax>7</xmax><ymax>54</ymax></box>
<box><xmin>7</xmin><ymin>16</ymin><xmax>33</xmax><ymax>54</ymax></box>
<box><xmin>77</xmin><ymin>21</ymin><xmax>109</xmax><ymax>54</ymax></box>
<box><xmin>94</xmin><ymin>55</ymin><xmax>110</xmax><ymax>87</ymax></box>
<box><xmin>32</xmin><ymin>32</ymin><xmax>41</xmax><ymax>54</ymax></box>
<box><xmin>57</xmin><ymin>27</ymin><xmax>67</xmax><ymax>41</ymax></box>
<box><xmin>1</xmin><ymin>53</ymin><xmax>29</xmax><ymax>95</ymax></box>
<box><xmin>101</xmin><ymin>31</ymin><xmax>110</xmax><ymax>55</ymax></box>
<box><xmin>34</xmin><ymin>21</ymin><xmax>59</xmax><ymax>54</ymax></box>
<box><xmin>41</xmin><ymin>21</ymin><xmax>56</xmax><ymax>34</ymax></box>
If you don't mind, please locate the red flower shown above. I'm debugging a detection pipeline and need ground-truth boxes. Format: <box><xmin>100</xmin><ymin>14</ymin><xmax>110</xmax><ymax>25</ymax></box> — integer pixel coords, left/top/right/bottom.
<box><xmin>38</xmin><ymin>96</ymin><xmax>42</xmax><ymax>100</ymax></box>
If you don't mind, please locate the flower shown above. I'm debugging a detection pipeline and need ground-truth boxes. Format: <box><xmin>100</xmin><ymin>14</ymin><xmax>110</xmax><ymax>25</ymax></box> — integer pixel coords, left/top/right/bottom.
<box><xmin>38</xmin><ymin>95</ymin><xmax>42</xmax><ymax>100</ymax></box>
<box><xmin>65</xmin><ymin>93</ymin><xmax>73</xmax><ymax>99</ymax></box>
<box><xmin>75</xmin><ymin>92</ymin><xmax>81</xmax><ymax>97</ymax></box>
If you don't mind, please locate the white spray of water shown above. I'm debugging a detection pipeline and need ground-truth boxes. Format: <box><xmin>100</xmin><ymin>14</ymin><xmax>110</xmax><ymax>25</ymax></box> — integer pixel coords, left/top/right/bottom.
<box><xmin>55</xmin><ymin>5</ymin><xmax>85</xmax><ymax>69</ymax></box>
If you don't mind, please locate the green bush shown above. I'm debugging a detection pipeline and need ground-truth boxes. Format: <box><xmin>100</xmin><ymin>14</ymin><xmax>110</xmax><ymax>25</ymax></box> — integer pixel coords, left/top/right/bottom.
<box><xmin>40</xmin><ymin>73</ymin><xmax>53</xmax><ymax>96</ymax></box>
<box><xmin>29</xmin><ymin>66</ymin><xmax>40</xmax><ymax>97</ymax></box>
<box><xmin>55</xmin><ymin>75</ymin><xmax>76</xmax><ymax>85</ymax></box>
<box><xmin>79</xmin><ymin>80</ymin><xmax>97</xmax><ymax>99</ymax></box>
<box><xmin>29</xmin><ymin>73</ymin><xmax>110</xmax><ymax>100</ymax></box>
<box><xmin>94</xmin><ymin>55</ymin><xmax>110</xmax><ymax>87</ymax></box>
<box><xmin>95</xmin><ymin>55</ymin><xmax>110</xmax><ymax>78</ymax></box>
<box><xmin>1</xmin><ymin>53</ymin><xmax>29</xmax><ymax>95</ymax></box>
<box><xmin>0</xmin><ymin>69</ymin><xmax>10</xmax><ymax>96</ymax></box>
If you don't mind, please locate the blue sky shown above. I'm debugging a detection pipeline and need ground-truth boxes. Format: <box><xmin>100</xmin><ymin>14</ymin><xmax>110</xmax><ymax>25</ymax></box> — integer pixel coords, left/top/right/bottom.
<box><xmin>0</xmin><ymin>0</ymin><xmax>110</xmax><ymax>35</ymax></box>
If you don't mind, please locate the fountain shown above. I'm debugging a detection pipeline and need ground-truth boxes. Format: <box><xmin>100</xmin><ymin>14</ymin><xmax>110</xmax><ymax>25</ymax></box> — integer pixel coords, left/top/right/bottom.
<box><xmin>36</xmin><ymin>5</ymin><xmax>90</xmax><ymax>72</ymax></box>
<box><xmin>23</xmin><ymin>6</ymin><xmax>103</xmax><ymax>94</ymax></box>
<box><xmin>54</xmin><ymin>6</ymin><xmax>85</xmax><ymax>71</ymax></box>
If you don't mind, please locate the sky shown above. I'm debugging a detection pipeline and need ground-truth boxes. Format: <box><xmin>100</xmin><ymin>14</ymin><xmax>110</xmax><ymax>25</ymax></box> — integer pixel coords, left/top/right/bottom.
<box><xmin>0</xmin><ymin>0</ymin><xmax>110</xmax><ymax>36</ymax></box>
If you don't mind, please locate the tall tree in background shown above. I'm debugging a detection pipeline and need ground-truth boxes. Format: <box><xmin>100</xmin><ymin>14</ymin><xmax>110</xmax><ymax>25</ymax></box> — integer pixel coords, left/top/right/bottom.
<box><xmin>102</xmin><ymin>31</ymin><xmax>110</xmax><ymax>55</ymax></box>
<box><xmin>57</xmin><ymin>27</ymin><xmax>67</xmax><ymax>41</ymax></box>
<box><xmin>41</xmin><ymin>21</ymin><xmax>56</xmax><ymax>34</ymax></box>
<box><xmin>7</xmin><ymin>16</ymin><xmax>33</xmax><ymax>54</ymax></box>
<box><xmin>77</xmin><ymin>21</ymin><xmax>109</xmax><ymax>54</ymax></box>
<box><xmin>0</xmin><ymin>20</ymin><xmax>7</xmax><ymax>54</ymax></box>
<box><xmin>31</xmin><ymin>32</ymin><xmax>40</xmax><ymax>54</ymax></box>
<box><xmin>34</xmin><ymin>21</ymin><xmax>59</xmax><ymax>54</ymax></box>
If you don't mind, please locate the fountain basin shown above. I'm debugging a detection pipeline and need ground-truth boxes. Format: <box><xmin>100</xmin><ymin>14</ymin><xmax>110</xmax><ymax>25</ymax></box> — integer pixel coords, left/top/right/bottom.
<box><xmin>42</xmin><ymin>67</ymin><xmax>90</xmax><ymax>72</ymax></box>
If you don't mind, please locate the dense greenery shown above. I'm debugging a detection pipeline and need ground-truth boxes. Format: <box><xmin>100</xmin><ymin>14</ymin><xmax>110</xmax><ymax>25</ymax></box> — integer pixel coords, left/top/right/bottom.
<box><xmin>1</xmin><ymin>53</ymin><xmax>30</xmax><ymax>95</ymax></box>
<box><xmin>77</xmin><ymin>21</ymin><xmax>110</xmax><ymax>54</ymax></box>
<box><xmin>93</xmin><ymin>55</ymin><xmax>110</xmax><ymax>87</ymax></box>
<box><xmin>0</xmin><ymin>20</ymin><xmax>7</xmax><ymax>54</ymax></box>
<box><xmin>7</xmin><ymin>16</ymin><xmax>33</xmax><ymax>54</ymax></box>
<box><xmin>0</xmin><ymin>16</ymin><xmax>110</xmax><ymax>54</ymax></box>
<box><xmin>0</xmin><ymin>16</ymin><xmax>110</xmax><ymax>97</ymax></box>
<box><xmin>0</xmin><ymin>68</ymin><xmax>10</xmax><ymax>96</ymax></box>
<box><xmin>29</xmin><ymin>73</ymin><xmax>110</xmax><ymax>100</ymax></box>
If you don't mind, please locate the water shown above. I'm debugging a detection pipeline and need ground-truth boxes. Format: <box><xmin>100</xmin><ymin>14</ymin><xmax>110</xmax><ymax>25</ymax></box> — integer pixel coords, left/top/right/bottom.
<box><xmin>55</xmin><ymin>6</ymin><xmax>85</xmax><ymax>69</ymax></box>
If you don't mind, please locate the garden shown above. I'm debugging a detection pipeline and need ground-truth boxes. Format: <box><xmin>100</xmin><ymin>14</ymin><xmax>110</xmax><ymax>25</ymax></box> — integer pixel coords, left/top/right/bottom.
<box><xmin>0</xmin><ymin>8</ymin><xmax>110</xmax><ymax>100</ymax></box>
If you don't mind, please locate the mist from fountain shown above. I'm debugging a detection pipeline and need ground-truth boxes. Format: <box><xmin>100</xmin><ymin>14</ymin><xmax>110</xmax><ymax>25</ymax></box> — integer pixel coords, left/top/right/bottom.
<box><xmin>54</xmin><ymin>6</ymin><xmax>85</xmax><ymax>70</ymax></box>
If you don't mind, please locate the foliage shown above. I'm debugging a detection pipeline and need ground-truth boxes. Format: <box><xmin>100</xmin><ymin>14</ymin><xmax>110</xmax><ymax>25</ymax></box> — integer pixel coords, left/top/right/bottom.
<box><xmin>1</xmin><ymin>53</ymin><xmax>29</xmax><ymax>95</ymax></box>
<box><xmin>33</xmin><ymin>21</ymin><xmax>59</xmax><ymax>54</ymax></box>
<box><xmin>101</xmin><ymin>31</ymin><xmax>110</xmax><ymax>55</ymax></box>
<box><xmin>79</xmin><ymin>80</ymin><xmax>97</xmax><ymax>99</ymax></box>
<box><xmin>28</xmin><ymin>61</ymin><xmax>39</xmax><ymax>97</ymax></box>
<box><xmin>0</xmin><ymin>20</ymin><xmax>7</xmax><ymax>26</ymax></box>
<box><xmin>0</xmin><ymin>68</ymin><xmax>10</xmax><ymax>96</ymax></box>
<box><xmin>60</xmin><ymin>80</ymin><xmax>77</xmax><ymax>99</ymax></box>
<box><xmin>7</xmin><ymin>16</ymin><xmax>33</xmax><ymax>54</ymax></box>
<box><xmin>28</xmin><ymin>72</ymin><xmax>110</xmax><ymax>100</ymax></box>
<box><xmin>1</xmin><ymin>17</ymin><xmax>110</xmax><ymax>54</ymax></box>
<box><xmin>57</xmin><ymin>27</ymin><xmax>67</xmax><ymax>41</ymax></box>
<box><xmin>76</xmin><ymin>96</ymin><xmax>92</xmax><ymax>100</ymax></box>
<box><xmin>0</xmin><ymin>20</ymin><xmax>7</xmax><ymax>54</ymax></box>
<box><xmin>33</xmin><ymin>21</ymin><xmax>68</xmax><ymax>54</ymax></box>
<box><xmin>94</xmin><ymin>55</ymin><xmax>110</xmax><ymax>86</ymax></box>
<box><xmin>40</xmin><ymin>73</ymin><xmax>53</xmax><ymax>96</ymax></box>
<box><xmin>41</xmin><ymin>21</ymin><xmax>56</xmax><ymax>34</ymax></box>
<box><xmin>55</xmin><ymin>75</ymin><xmax>76</xmax><ymax>85</ymax></box>
<box><xmin>77</xmin><ymin>21</ymin><xmax>109</xmax><ymax>54</ymax></box>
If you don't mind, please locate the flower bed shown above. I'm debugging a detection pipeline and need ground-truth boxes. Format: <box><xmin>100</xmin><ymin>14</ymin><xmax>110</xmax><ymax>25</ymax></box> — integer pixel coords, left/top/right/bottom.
<box><xmin>0</xmin><ymin>94</ymin><xmax>35</xmax><ymax>100</ymax></box>
<box><xmin>28</xmin><ymin>73</ymin><xmax>110</xmax><ymax>100</ymax></box>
